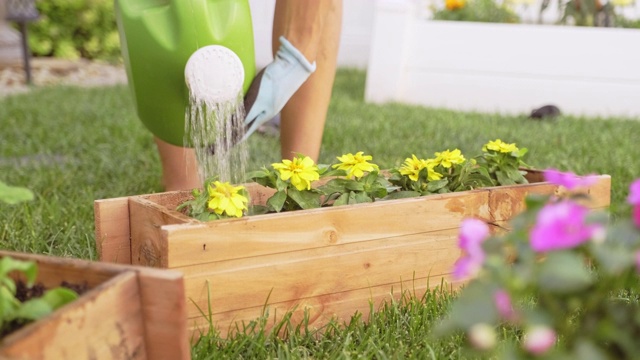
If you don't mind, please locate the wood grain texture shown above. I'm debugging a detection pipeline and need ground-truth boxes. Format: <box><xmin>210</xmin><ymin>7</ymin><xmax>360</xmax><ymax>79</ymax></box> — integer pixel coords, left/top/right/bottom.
<box><xmin>0</xmin><ymin>251</ymin><xmax>190</xmax><ymax>360</ymax></box>
<box><xmin>94</xmin><ymin>197</ymin><xmax>132</xmax><ymax>264</ymax></box>
<box><xmin>107</xmin><ymin>170</ymin><xmax>612</xmax><ymax>340</ymax></box>
<box><xmin>1</xmin><ymin>271</ymin><xmax>147</xmax><ymax>360</ymax></box>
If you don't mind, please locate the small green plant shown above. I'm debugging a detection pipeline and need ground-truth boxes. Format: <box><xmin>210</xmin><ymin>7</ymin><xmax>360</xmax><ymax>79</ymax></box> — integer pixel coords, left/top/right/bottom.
<box><xmin>1</xmin><ymin>257</ymin><xmax>78</xmax><ymax>337</ymax></box>
<box><xmin>317</xmin><ymin>152</ymin><xmax>394</xmax><ymax>206</ymax></box>
<box><xmin>247</xmin><ymin>154</ymin><xmax>327</xmax><ymax>212</ymax></box>
<box><xmin>0</xmin><ymin>181</ymin><xmax>34</xmax><ymax>205</ymax></box>
<box><xmin>177</xmin><ymin>178</ymin><xmax>251</xmax><ymax>221</ymax></box>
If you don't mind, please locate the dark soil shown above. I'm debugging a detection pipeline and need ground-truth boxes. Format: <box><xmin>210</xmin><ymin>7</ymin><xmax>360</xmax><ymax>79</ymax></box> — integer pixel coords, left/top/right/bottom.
<box><xmin>1</xmin><ymin>280</ymin><xmax>90</xmax><ymax>339</ymax></box>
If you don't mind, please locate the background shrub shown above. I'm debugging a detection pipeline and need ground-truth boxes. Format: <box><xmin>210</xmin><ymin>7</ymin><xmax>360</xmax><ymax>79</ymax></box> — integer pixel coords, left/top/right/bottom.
<box><xmin>28</xmin><ymin>0</ymin><xmax>121</xmax><ymax>61</ymax></box>
<box><xmin>432</xmin><ymin>0</ymin><xmax>521</xmax><ymax>23</ymax></box>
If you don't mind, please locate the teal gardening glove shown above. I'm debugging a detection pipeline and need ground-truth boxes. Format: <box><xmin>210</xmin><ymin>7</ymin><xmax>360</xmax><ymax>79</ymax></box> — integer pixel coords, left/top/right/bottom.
<box><xmin>243</xmin><ymin>36</ymin><xmax>316</xmax><ymax>140</ymax></box>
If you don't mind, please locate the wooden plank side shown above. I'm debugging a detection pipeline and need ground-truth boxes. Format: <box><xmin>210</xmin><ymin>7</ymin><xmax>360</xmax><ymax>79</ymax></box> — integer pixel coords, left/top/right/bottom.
<box><xmin>186</xmin><ymin>275</ymin><xmax>463</xmax><ymax>339</ymax></box>
<box><xmin>136</xmin><ymin>268</ymin><xmax>191</xmax><ymax>360</ymax></box>
<box><xmin>129</xmin><ymin>197</ymin><xmax>192</xmax><ymax>268</ymax></box>
<box><xmin>1</xmin><ymin>272</ymin><xmax>148</xmax><ymax>360</ymax></box>
<box><xmin>94</xmin><ymin>197</ymin><xmax>132</xmax><ymax>264</ymax></box>
<box><xmin>0</xmin><ymin>250</ymin><xmax>123</xmax><ymax>288</ymax></box>
<box><xmin>163</xmin><ymin>191</ymin><xmax>491</xmax><ymax>268</ymax></box>
<box><xmin>179</xmin><ymin>230</ymin><xmax>460</xmax><ymax>318</ymax></box>
<box><xmin>487</xmin><ymin>175</ymin><xmax>611</xmax><ymax>222</ymax></box>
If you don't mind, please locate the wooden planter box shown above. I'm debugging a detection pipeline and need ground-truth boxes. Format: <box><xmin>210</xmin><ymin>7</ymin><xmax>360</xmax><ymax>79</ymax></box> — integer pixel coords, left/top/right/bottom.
<box><xmin>94</xmin><ymin>171</ymin><xmax>611</xmax><ymax>338</ymax></box>
<box><xmin>0</xmin><ymin>251</ymin><xmax>190</xmax><ymax>360</ymax></box>
<box><xmin>365</xmin><ymin>0</ymin><xmax>640</xmax><ymax>118</ymax></box>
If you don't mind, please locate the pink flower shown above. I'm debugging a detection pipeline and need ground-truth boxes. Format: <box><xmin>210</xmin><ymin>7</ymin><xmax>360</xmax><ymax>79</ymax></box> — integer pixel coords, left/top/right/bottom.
<box><xmin>633</xmin><ymin>205</ymin><xmax>640</xmax><ymax>228</ymax></box>
<box><xmin>494</xmin><ymin>289</ymin><xmax>517</xmax><ymax>322</ymax></box>
<box><xmin>523</xmin><ymin>326</ymin><xmax>557</xmax><ymax>355</ymax></box>
<box><xmin>530</xmin><ymin>200</ymin><xmax>603</xmax><ymax>252</ymax></box>
<box><xmin>628</xmin><ymin>179</ymin><xmax>640</xmax><ymax>205</ymax></box>
<box><xmin>453</xmin><ymin>218</ymin><xmax>490</xmax><ymax>280</ymax></box>
<box><xmin>543</xmin><ymin>168</ymin><xmax>598</xmax><ymax>190</ymax></box>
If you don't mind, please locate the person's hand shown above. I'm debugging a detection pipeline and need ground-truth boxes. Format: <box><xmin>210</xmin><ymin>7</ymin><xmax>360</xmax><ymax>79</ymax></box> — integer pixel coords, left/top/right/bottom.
<box><xmin>243</xmin><ymin>36</ymin><xmax>316</xmax><ymax>140</ymax></box>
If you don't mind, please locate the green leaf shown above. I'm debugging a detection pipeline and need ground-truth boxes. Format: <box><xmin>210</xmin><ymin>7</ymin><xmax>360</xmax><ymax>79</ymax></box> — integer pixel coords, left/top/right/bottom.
<box><xmin>14</xmin><ymin>299</ymin><xmax>53</xmax><ymax>321</ymax></box>
<box><xmin>247</xmin><ymin>205</ymin><xmax>270</xmax><ymax>216</ymax></box>
<box><xmin>0</xmin><ymin>181</ymin><xmax>35</xmax><ymax>205</ymax></box>
<box><xmin>245</xmin><ymin>169</ymin><xmax>270</xmax><ymax>181</ymax></box>
<box><xmin>353</xmin><ymin>191</ymin><xmax>373</xmax><ymax>204</ymax></box>
<box><xmin>384</xmin><ymin>191</ymin><xmax>421</xmax><ymax>200</ymax></box>
<box><xmin>438</xmin><ymin>281</ymin><xmax>499</xmax><ymax>332</ymax></box>
<box><xmin>318</xmin><ymin>179</ymin><xmax>350</xmax><ymax>196</ymax></box>
<box><xmin>537</xmin><ymin>251</ymin><xmax>593</xmax><ymax>294</ymax></box>
<box><xmin>0</xmin><ymin>257</ymin><xmax>37</xmax><ymax>286</ymax></box>
<box><xmin>590</xmin><ymin>242</ymin><xmax>635</xmax><ymax>275</ymax></box>
<box><xmin>426</xmin><ymin>179</ymin><xmax>448</xmax><ymax>192</ymax></box>
<box><xmin>496</xmin><ymin>170</ymin><xmax>516</xmax><ymax>186</ymax></box>
<box><xmin>287</xmin><ymin>188</ymin><xmax>321</xmax><ymax>210</ymax></box>
<box><xmin>42</xmin><ymin>287</ymin><xmax>78</xmax><ymax>309</ymax></box>
<box><xmin>267</xmin><ymin>190</ymin><xmax>287</xmax><ymax>212</ymax></box>
<box><xmin>333</xmin><ymin>193</ymin><xmax>350</xmax><ymax>207</ymax></box>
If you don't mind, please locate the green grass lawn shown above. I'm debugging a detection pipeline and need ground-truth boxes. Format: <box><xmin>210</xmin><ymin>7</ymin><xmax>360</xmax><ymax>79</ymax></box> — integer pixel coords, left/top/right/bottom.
<box><xmin>1</xmin><ymin>69</ymin><xmax>639</xmax><ymax>358</ymax></box>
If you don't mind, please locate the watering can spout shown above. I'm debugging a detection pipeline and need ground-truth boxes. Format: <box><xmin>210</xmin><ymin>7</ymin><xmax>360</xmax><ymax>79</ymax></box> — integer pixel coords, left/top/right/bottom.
<box><xmin>115</xmin><ymin>0</ymin><xmax>255</xmax><ymax>146</ymax></box>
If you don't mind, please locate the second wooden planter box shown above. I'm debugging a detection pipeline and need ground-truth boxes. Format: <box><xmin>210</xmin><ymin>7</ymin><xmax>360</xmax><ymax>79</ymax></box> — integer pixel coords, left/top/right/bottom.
<box><xmin>95</xmin><ymin>171</ymin><xmax>611</xmax><ymax>338</ymax></box>
<box><xmin>0</xmin><ymin>251</ymin><xmax>190</xmax><ymax>360</ymax></box>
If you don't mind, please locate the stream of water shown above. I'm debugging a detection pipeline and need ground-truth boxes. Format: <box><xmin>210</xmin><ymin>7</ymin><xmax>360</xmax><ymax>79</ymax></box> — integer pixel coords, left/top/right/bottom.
<box><xmin>184</xmin><ymin>92</ymin><xmax>248</xmax><ymax>186</ymax></box>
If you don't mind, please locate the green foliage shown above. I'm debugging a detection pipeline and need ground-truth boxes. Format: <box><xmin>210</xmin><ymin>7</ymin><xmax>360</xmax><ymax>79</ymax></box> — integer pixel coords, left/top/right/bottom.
<box><xmin>0</xmin><ymin>181</ymin><xmax>34</xmax><ymax>205</ymax></box>
<box><xmin>553</xmin><ymin>0</ymin><xmax>617</xmax><ymax>27</ymax></box>
<box><xmin>0</xmin><ymin>257</ymin><xmax>78</xmax><ymax>336</ymax></box>
<box><xmin>177</xmin><ymin>178</ymin><xmax>252</xmax><ymax>221</ymax></box>
<box><xmin>247</xmin><ymin>165</ymin><xmax>327</xmax><ymax>213</ymax></box>
<box><xmin>432</xmin><ymin>0</ymin><xmax>521</xmax><ymax>23</ymax></box>
<box><xmin>28</xmin><ymin>0</ymin><xmax>120</xmax><ymax>61</ymax></box>
<box><xmin>318</xmin><ymin>170</ymin><xmax>394</xmax><ymax>206</ymax></box>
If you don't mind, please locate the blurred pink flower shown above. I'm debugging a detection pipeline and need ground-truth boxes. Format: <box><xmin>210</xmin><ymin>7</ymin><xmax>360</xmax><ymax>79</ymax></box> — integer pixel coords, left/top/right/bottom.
<box><xmin>523</xmin><ymin>326</ymin><xmax>557</xmax><ymax>355</ymax></box>
<box><xmin>633</xmin><ymin>205</ymin><xmax>640</xmax><ymax>228</ymax></box>
<box><xmin>628</xmin><ymin>179</ymin><xmax>640</xmax><ymax>205</ymax></box>
<box><xmin>494</xmin><ymin>289</ymin><xmax>517</xmax><ymax>322</ymax></box>
<box><xmin>453</xmin><ymin>218</ymin><xmax>490</xmax><ymax>280</ymax></box>
<box><xmin>543</xmin><ymin>168</ymin><xmax>598</xmax><ymax>190</ymax></box>
<box><xmin>628</xmin><ymin>179</ymin><xmax>640</xmax><ymax>228</ymax></box>
<box><xmin>530</xmin><ymin>200</ymin><xmax>603</xmax><ymax>252</ymax></box>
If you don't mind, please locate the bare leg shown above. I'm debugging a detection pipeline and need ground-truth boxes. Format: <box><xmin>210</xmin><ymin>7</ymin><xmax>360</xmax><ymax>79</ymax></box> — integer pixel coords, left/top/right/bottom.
<box><xmin>273</xmin><ymin>0</ymin><xmax>343</xmax><ymax>161</ymax></box>
<box><xmin>154</xmin><ymin>136</ymin><xmax>201</xmax><ymax>191</ymax></box>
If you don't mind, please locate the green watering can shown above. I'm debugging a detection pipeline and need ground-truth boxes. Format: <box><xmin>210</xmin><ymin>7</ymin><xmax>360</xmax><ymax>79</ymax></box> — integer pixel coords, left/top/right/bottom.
<box><xmin>115</xmin><ymin>0</ymin><xmax>256</xmax><ymax>146</ymax></box>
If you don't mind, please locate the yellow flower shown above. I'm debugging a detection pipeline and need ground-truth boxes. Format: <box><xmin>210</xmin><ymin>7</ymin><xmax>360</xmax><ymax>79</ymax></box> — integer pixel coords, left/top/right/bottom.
<box><xmin>399</xmin><ymin>155</ymin><xmax>426</xmax><ymax>181</ymax></box>
<box><xmin>399</xmin><ymin>155</ymin><xmax>443</xmax><ymax>182</ymax></box>
<box><xmin>332</xmin><ymin>151</ymin><xmax>379</xmax><ymax>179</ymax></box>
<box><xmin>207</xmin><ymin>181</ymin><xmax>248</xmax><ymax>218</ymax></box>
<box><xmin>272</xmin><ymin>155</ymin><xmax>320</xmax><ymax>191</ymax></box>
<box><xmin>445</xmin><ymin>0</ymin><xmax>466</xmax><ymax>10</ymax></box>
<box><xmin>483</xmin><ymin>139</ymin><xmax>519</xmax><ymax>154</ymax></box>
<box><xmin>433</xmin><ymin>149</ymin><xmax>466</xmax><ymax>168</ymax></box>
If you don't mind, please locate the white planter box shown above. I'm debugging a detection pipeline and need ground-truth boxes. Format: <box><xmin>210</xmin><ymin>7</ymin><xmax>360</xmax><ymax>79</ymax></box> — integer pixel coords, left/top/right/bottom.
<box><xmin>366</xmin><ymin>0</ymin><xmax>640</xmax><ymax>118</ymax></box>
